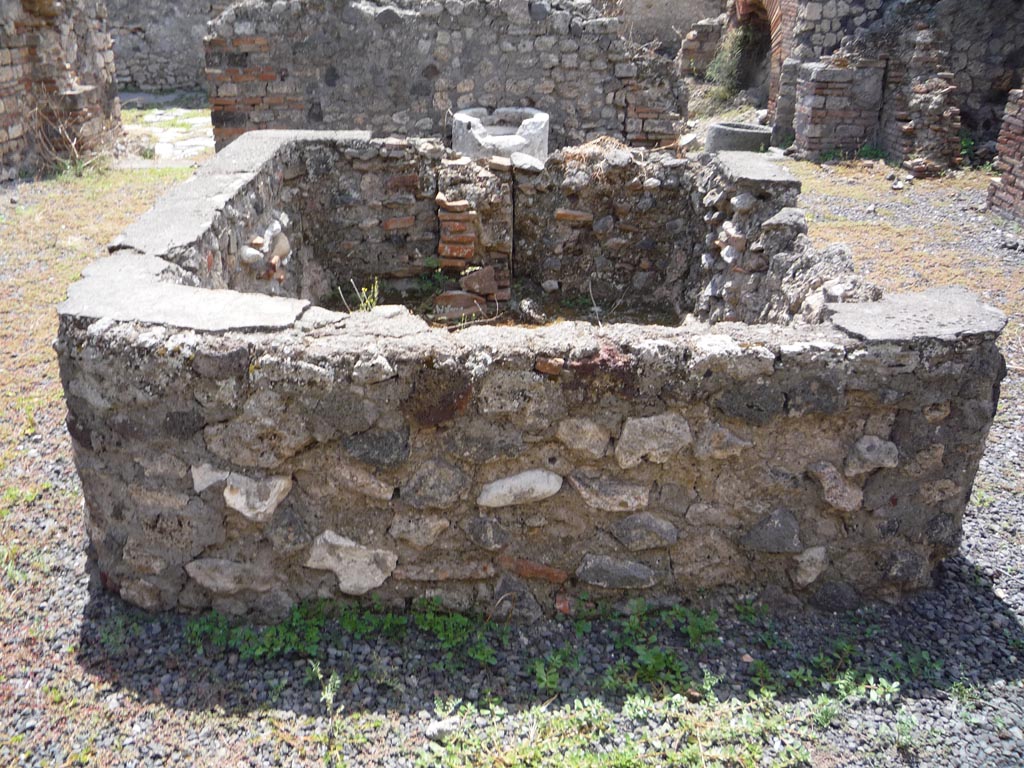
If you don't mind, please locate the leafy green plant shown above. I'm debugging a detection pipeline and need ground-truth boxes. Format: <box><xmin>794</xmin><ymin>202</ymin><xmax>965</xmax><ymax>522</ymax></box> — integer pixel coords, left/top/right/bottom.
<box><xmin>309</xmin><ymin>660</ymin><xmax>344</xmax><ymax>767</ymax></box>
<box><xmin>336</xmin><ymin>600</ymin><xmax>408</xmax><ymax>641</ymax></box>
<box><xmin>185</xmin><ymin>601</ymin><xmax>326</xmax><ymax>660</ymax></box>
<box><xmin>857</xmin><ymin>144</ymin><xmax>887</xmax><ymax>161</ymax></box>
<box><xmin>882</xmin><ymin>706</ymin><xmax>920</xmax><ymax>753</ymax></box>
<box><xmin>811</xmin><ymin>693</ymin><xmax>840</xmax><ymax>729</ymax></box>
<box><xmin>735</xmin><ymin>598</ymin><xmax>767</xmax><ymax>626</ymax></box>
<box><xmin>662</xmin><ymin>605</ymin><xmax>719</xmax><ymax>651</ymax></box>
<box><xmin>631</xmin><ymin>644</ymin><xmax>686</xmax><ymax>688</ymax></box>
<box><xmin>706</xmin><ymin>25</ymin><xmax>758</xmax><ymax>96</ymax></box>
<box><xmin>530</xmin><ymin>643</ymin><xmax>579</xmax><ymax>694</ymax></box>
<box><xmin>411</xmin><ymin>597</ymin><xmax>498</xmax><ymax>668</ymax></box>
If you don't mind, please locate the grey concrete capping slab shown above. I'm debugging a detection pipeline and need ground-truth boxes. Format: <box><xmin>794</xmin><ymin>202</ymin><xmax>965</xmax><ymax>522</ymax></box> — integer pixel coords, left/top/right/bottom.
<box><xmin>830</xmin><ymin>288</ymin><xmax>1007</xmax><ymax>342</ymax></box>
<box><xmin>714</xmin><ymin>151</ymin><xmax>799</xmax><ymax>186</ymax></box>
<box><xmin>56</xmin><ymin>129</ymin><xmax>1006</xmax><ymax>621</ymax></box>
<box><xmin>59</xmin><ymin>263</ymin><xmax>309</xmax><ymax>332</ymax></box>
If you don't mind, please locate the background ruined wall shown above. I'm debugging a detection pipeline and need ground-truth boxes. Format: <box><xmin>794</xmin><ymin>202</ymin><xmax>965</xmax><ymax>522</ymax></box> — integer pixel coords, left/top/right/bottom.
<box><xmin>596</xmin><ymin>0</ymin><xmax>725</xmax><ymax>55</ymax></box>
<box><xmin>990</xmin><ymin>89</ymin><xmax>1024</xmax><ymax>224</ymax></box>
<box><xmin>204</xmin><ymin>0</ymin><xmax>687</xmax><ymax>151</ymax></box>
<box><xmin>105</xmin><ymin>0</ymin><xmax>232</xmax><ymax>91</ymax></box>
<box><xmin>0</xmin><ymin>0</ymin><xmax>120</xmax><ymax>180</ymax></box>
<box><xmin>778</xmin><ymin>0</ymin><xmax>1024</xmax><ymax>171</ymax></box>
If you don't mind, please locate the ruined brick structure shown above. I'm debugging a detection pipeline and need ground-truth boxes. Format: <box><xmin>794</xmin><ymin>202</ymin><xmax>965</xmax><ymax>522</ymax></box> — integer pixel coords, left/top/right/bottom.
<box><xmin>204</xmin><ymin>0</ymin><xmax>687</xmax><ymax>151</ymax></box>
<box><xmin>0</xmin><ymin>0</ymin><xmax>121</xmax><ymax>180</ymax></box>
<box><xmin>56</xmin><ymin>131</ymin><xmax>1005</xmax><ymax>619</ymax></box>
<box><xmin>990</xmin><ymin>89</ymin><xmax>1024</xmax><ymax>223</ymax></box>
<box><xmin>713</xmin><ymin>0</ymin><xmax>1023</xmax><ymax>173</ymax></box>
<box><xmin>106</xmin><ymin>0</ymin><xmax>232</xmax><ymax>91</ymax></box>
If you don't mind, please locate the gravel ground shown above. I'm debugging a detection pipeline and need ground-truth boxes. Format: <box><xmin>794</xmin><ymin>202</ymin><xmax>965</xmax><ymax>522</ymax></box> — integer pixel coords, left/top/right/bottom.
<box><xmin>1</xmin><ymin>156</ymin><xmax>1022</xmax><ymax>767</ymax></box>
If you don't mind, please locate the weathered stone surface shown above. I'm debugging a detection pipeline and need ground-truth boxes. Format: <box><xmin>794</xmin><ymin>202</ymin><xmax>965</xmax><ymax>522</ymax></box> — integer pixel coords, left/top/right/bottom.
<box><xmin>305</xmin><ymin>531</ymin><xmax>397</xmax><ymax>595</ymax></box>
<box><xmin>393</xmin><ymin>561</ymin><xmax>497</xmax><ymax>581</ymax></box>
<box><xmin>808</xmin><ymin>462</ymin><xmax>863</xmax><ymax>513</ymax></box>
<box><xmin>576</xmin><ymin>554</ymin><xmax>657</xmax><ymax>589</ymax></box>
<box><xmin>809</xmin><ymin>580</ymin><xmax>860</xmax><ymax>613</ymax></box>
<box><xmin>477</xmin><ymin>469</ymin><xmax>563</xmax><ymax>507</ymax></box>
<box><xmin>792</xmin><ymin>546</ymin><xmax>828</xmax><ymax>587</ymax></box>
<box><xmin>331</xmin><ymin>459</ymin><xmax>396</xmax><ymax>501</ymax></box>
<box><xmin>612</xmin><ymin>512</ymin><xmax>679</xmax><ymax>551</ymax></box>
<box><xmin>342</xmin><ymin>427</ymin><xmax>410</xmax><ymax>468</ymax></box>
<box><xmin>831</xmin><ymin>288</ymin><xmax>1006</xmax><ymax>342</ymax></box>
<box><xmin>555</xmin><ymin>418</ymin><xmax>610</xmax><ymax>459</ymax></box>
<box><xmin>462</xmin><ymin>516</ymin><xmax>511</xmax><ymax>551</ymax></box>
<box><xmin>741</xmin><ymin>509</ymin><xmax>802</xmax><ymax>553</ymax></box>
<box><xmin>686</xmin><ymin>503</ymin><xmax>741</xmax><ymax>528</ymax></box>
<box><xmin>614</xmin><ymin>413</ymin><xmax>692</xmax><ymax>469</ymax></box>
<box><xmin>695</xmin><ymin>423</ymin><xmax>753</xmax><ymax>460</ymax></box>
<box><xmin>569</xmin><ymin>473</ymin><xmax>650</xmax><ymax>512</ymax></box>
<box><xmin>389</xmin><ymin>513</ymin><xmax>450</xmax><ymax>549</ymax></box>
<box><xmin>845</xmin><ymin>435</ymin><xmax>899</xmax><ymax>476</ymax></box>
<box><xmin>192</xmin><ymin>464</ymin><xmax>228</xmax><ymax>493</ymax></box>
<box><xmin>402</xmin><ymin>460</ymin><xmax>470</xmax><ymax>509</ymax></box>
<box><xmin>352</xmin><ymin>353</ymin><xmax>396</xmax><ymax>385</ymax></box>
<box><xmin>186</xmin><ymin>558</ymin><xmax>274</xmax><ymax>595</ymax></box>
<box><xmin>223</xmin><ymin>473</ymin><xmax>293</xmax><ymax>523</ymax></box>
<box><xmin>492</xmin><ymin>574</ymin><xmax>543</xmax><ymax>622</ymax></box>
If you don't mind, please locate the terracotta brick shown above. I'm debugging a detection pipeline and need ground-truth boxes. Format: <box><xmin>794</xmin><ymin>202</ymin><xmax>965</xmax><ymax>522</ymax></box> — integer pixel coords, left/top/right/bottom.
<box><xmin>497</xmin><ymin>554</ymin><xmax>569</xmax><ymax>584</ymax></box>
<box><xmin>382</xmin><ymin>216</ymin><xmax>416</xmax><ymax>230</ymax></box>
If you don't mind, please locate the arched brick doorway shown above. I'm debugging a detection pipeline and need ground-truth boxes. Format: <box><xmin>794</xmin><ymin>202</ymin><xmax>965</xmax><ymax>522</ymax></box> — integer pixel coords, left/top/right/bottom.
<box><xmin>735</xmin><ymin>0</ymin><xmax>797</xmax><ymax>120</ymax></box>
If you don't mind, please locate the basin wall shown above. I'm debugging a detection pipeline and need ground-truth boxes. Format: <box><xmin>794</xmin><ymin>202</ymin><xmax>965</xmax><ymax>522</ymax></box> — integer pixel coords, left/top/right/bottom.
<box><xmin>58</xmin><ymin>131</ymin><xmax>1007</xmax><ymax>620</ymax></box>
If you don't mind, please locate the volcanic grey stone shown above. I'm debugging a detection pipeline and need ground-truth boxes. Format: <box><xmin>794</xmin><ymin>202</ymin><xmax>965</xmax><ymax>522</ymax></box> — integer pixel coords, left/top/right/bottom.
<box><xmin>462</xmin><ymin>516</ymin><xmax>511</xmax><ymax>551</ymax></box>
<box><xmin>402</xmin><ymin>460</ymin><xmax>470</xmax><ymax>509</ymax></box>
<box><xmin>615</xmin><ymin>412</ymin><xmax>693</xmax><ymax>468</ymax></box>
<box><xmin>59</xmin><ymin>273</ymin><xmax>309</xmax><ymax>332</ymax></box>
<box><xmin>388</xmin><ymin>513</ymin><xmax>450</xmax><ymax>549</ymax></box>
<box><xmin>741</xmin><ymin>509</ymin><xmax>802</xmax><ymax>553</ymax></box>
<box><xmin>568</xmin><ymin>473</ymin><xmax>650</xmax><ymax>512</ymax></box>
<box><xmin>714</xmin><ymin>150</ymin><xmax>799</xmax><ymax>185</ymax></box>
<box><xmin>556</xmin><ymin>418</ymin><xmax>610</xmax><ymax>459</ymax></box>
<box><xmin>576</xmin><ymin>554</ymin><xmax>657</xmax><ymax>589</ymax></box>
<box><xmin>186</xmin><ymin>558</ymin><xmax>275</xmax><ymax>595</ymax></box>
<box><xmin>612</xmin><ymin>512</ymin><xmax>679</xmax><ymax>551</ymax></box>
<box><xmin>845</xmin><ymin>435</ymin><xmax>899</xmax><ymax>476</ymax></box>
<box><xmin>705</xmin><ymin>123</ymin><xmax>773</xmax><ymax>153</ymax></box>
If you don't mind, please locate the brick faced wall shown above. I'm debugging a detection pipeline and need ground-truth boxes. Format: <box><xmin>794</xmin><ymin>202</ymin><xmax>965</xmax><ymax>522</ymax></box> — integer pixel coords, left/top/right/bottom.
<box><xmin>204</xmin><ymin>0</ymin><xmax>687</xmax><ymax>151</ymax></box>
<box><xmin>990</xmin><ymin>90</ymin><xmax>1024</xmax><ymax>223</ymax></box>
<box><xmin>793</xmin><ymin>59</ymin><xmax>884</xmax><ymax>159</ymax></box>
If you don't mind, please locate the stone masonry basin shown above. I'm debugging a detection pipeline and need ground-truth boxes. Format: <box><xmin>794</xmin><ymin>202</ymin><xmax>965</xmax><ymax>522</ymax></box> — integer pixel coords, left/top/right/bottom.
<box><xmin>56</xmin><ymin>131</ymin><xmax>1007</xmax><ymax>620</ymax></box>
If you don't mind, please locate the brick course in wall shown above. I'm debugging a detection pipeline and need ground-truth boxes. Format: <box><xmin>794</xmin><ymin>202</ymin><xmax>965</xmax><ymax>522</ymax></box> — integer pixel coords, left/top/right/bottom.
<box><xmin>990</xmin><ymin>89</ymin><xmax>1024</xmax><ymax>223</ymax></box>
<box><xmin>204</xmin><ymin>0</ymin><xmax>687</xmax><ymax>151</ymax></box>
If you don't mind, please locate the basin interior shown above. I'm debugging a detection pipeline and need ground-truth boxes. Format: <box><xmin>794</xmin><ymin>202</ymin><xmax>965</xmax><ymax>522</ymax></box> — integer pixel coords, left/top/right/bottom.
<box><xmin>210</xmin><ymin>135</ymin><xmax>825</xmax><ymax>328</ymax></box>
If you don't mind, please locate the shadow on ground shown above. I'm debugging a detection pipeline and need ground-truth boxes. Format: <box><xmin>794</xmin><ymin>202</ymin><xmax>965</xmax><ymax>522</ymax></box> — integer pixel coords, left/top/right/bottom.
<box><xmin>74</xmin><ymin>553</ymin><xmax>1024</xmax><ymax>720</ymax></box>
